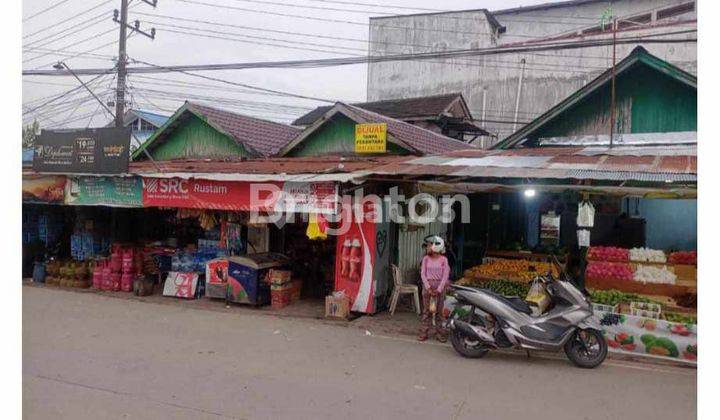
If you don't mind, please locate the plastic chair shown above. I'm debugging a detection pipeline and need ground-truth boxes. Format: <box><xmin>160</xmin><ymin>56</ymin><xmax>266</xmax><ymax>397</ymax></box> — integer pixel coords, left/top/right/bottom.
<box><xmin>389</xmin><ymin>264</ymin><xmax>421</xmax><ymax>315</ymax></box>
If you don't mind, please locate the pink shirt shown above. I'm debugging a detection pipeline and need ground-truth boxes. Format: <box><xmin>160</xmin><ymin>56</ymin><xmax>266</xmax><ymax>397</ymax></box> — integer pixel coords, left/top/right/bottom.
<box><xmin>420</xmin><ymin>255</ymin><xmax>450</xmax><ymax>292</ymax></box>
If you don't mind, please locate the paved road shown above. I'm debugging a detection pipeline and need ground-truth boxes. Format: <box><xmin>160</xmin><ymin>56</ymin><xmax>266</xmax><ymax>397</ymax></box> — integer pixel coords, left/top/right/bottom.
<box><xmin>23</xmin><ymin>286</ymin><xmax>696</xmax><ymax>420</ymax></box>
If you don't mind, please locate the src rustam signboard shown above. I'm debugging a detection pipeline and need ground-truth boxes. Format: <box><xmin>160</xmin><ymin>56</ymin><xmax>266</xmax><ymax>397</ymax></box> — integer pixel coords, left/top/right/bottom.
<box><xmin>354</xmin><ymin>123</ymin><xmax>387</xmax><ymax>153</ymax></box>
<box><xmin>32</xmin><ymin>127</ymin><xmax>132</xmax><ymax>174</ymax></box>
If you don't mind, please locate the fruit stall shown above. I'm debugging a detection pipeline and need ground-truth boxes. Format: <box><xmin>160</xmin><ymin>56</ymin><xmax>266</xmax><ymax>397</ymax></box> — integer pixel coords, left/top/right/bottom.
<box><xmin>452</xmin><ymin>246</ymin><xmax>697</xmax><ymax>364</ymax></box>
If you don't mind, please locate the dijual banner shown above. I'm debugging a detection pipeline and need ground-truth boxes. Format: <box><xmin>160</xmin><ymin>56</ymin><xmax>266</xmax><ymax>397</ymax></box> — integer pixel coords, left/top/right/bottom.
<box><xmin>65</xmin><ymin>176</ymin><xmax>142</xmax><ymax>207</ymax></box>
<box><xmin>22</xmin><ymin>175</ymin><xmax>66</xmax><ymax>204</ymax></box>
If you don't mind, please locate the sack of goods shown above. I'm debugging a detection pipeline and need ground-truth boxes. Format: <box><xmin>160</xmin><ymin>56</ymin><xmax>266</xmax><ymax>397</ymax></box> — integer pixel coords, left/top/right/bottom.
<box><xmin>633</xmin><ymin>265</ymin><xmax>677</xmax><ymax>285</ymax></box>
<box><xmin>629</xmin><ymin>247</ymin><xmax>667</xmax><ymax>263</ymax></box>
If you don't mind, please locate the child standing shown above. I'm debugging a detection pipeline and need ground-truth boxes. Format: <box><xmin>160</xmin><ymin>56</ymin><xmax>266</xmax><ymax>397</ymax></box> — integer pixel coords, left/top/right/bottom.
<box><xmin>418</xmin><ymin>235</ymin><xmax>451</xmax><ymax>342</ymax></box>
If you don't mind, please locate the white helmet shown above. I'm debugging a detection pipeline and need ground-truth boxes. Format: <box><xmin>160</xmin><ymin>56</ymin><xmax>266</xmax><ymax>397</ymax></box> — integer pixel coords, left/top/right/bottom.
<box><xmin>425</xmin><ymin>235</ymin><xmax>445</xmax><ymax>254</ymax></box>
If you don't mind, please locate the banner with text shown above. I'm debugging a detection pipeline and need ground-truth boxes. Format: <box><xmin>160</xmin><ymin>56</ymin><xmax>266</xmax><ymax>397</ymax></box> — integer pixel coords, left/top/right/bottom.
<box><xmin>355</xmin><ymin>123</ymin><xmax>387</xmax><ymax>153</ymax></box>
<box><xmin>65</xmin><ymin>176</ymin><xmax>143</xmax><ymax>207</ymax></box>
<box><xmin>142</xmin><ymin>178</ymin><xmax>338</xmax><ymax>213</ymax></box>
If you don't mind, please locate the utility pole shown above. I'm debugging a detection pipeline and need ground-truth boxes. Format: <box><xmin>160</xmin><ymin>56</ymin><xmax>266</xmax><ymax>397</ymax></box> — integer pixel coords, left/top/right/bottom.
<box><xmin>114</xmin><ymin>0</ymin><xmax>128</xmax><ymax>128</ymax></box>
<box><xmin>609</xmin><ymin>17</ymin><xmax>617</xmax><ymax>147</ymax></box>
<box><xmin>112</xmin><ymin>0</ymin><xmax>157</xmax><ymax>128</ymax></box>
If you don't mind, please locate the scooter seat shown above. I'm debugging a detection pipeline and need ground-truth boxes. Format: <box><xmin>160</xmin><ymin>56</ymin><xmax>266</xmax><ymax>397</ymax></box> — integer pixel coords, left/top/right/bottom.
<box><xmin>481</xmin><ymin>289</ymin><xmax>533</xmax><ymax>315</ymax></box>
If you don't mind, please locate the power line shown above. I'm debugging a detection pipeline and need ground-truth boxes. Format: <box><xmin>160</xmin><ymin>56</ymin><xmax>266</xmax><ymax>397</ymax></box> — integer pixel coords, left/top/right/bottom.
<box><xmin>128</xmin><ymin>56</ymin><xmax>338</xmax><ymax>103</ymax></box>
<box><xmin>156</xmin><ymin>26</ymin><xmax>365</xmax><ymax>55</ymax></box>
<box><xmin>34</xmin><ymin>37</ymin><xmax>122</xmax><ymax>70</ymax></box>
<box><xmin>25</xmin><ymin>30</ymin><xmax>695</xmax><ymax>76</ymax></box>
<box><xmin>146</xmin><ymin>20</ymin><xmax>610</xmax><ymax>73</ymax></box>
<box><xmin>23</xmin><ymin>27</ymin><xmax>117</xmax><ymax>65</ymax></box>
<box><xmin>169</xmin><ymin>0</ymin><xmax>501</xmax><ymax>37</ymax></box>
<box><xmin>23</xmin><ymin>0</ymin><xmax>75</xmax><ymax>22</ymax></box>
<box><xmin>23</xmin><ymin>10</ymin><xmax>110</xmax><ymax>49</ymax></box>
<box><xmin>23</xmin><ymin>71</ymin><xmax>114</xmax><ymax>115</ymax></box>
<box><xmin>306</xmin><ymin>0</ymin><xmax>444</xmax><ymax>12</ymax></box>
<box><xmin>23</xmin><ymin>0</ymin><xmax>113</xmax><ymax>40</ymax></box>
<box><xmin>23</xmin><ymin>46</ymin><xmax>115</xmax><ymax>61</ymax></box>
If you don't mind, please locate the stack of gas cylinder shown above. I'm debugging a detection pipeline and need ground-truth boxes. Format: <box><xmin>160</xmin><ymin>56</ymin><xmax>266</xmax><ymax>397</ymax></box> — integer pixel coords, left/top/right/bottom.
<box><xmin>92</xmin><ymin>245</ymin><xmax>143</xmax><ymax>292</ymax></box>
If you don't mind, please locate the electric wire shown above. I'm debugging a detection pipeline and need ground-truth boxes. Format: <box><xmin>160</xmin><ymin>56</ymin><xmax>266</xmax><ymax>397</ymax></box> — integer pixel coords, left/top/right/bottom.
<box><xmin>23</xmin><ymin>0</ymin><xmax>113</xmax><ymax>40</ymax></box>
<box><xmin>23</xmin><ymin>0</ymin><xmax>75</xmax><ymax>22</ymax></box>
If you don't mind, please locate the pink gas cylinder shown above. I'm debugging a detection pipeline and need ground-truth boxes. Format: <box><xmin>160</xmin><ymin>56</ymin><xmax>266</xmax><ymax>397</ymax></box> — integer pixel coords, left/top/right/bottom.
<box><xmin>92</xmin><ymin>260</ymin><xmax>105</xmax><ymax>289</ymax></box>
<box><xmin>121</xmin><ymin>248</ymin><xmax>134</xmax><ymax>273</ymax></box>
<box><xmin>120</xmin><ymin>272</ymin><xmax>134</xmax><ymax>292</ymax></box>
<box><xmin>110</xmin><ymin>250</ymin><xmax>122</xmax><ymax>272</ymax></box>
<box><xmin>101</xmin><ymin>264</ymin><xmax>112</xmax><ymax>290</ymax></box>
<box><xmin>110</xmin><ymin>272</ymin><xmax>122</xmax><ymax>291</ymax></box>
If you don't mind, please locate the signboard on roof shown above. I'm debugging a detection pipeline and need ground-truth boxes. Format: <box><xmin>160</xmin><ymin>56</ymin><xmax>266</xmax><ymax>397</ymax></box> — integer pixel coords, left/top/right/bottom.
<box><xmin>65</xmin><ymin>176</ymin><xmax>142</xmax><ymax>207</ymax></box>
<box><xmin>33</xmin><ymin>127</ymin><xmax>131</xmax><ymax>174</ymax></box>
<box><xmin>355</xmin><ymin>123</ymin><xmax>387</xmax><ymax>153</ymax></box>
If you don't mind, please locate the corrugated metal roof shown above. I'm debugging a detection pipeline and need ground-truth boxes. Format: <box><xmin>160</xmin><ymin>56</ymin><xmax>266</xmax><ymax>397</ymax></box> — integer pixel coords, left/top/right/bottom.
<box><xmin>538</xmin><ymin>131</ymin><xmax>697</xmax><ymax>147</ymax></box>
<box><xmin>370</xmin><ymin>146</ymin><xmax>696</xmax><ymax>183</ymax></box>
<box><xmin>133</xmin><ymin>109</ymin><xmax>170</xmax><ymax>128</ymax></box>
<box><xmin>128</xmin><ymin>156</ymin><xmax>404</xmax><ymax>175</ymax></box>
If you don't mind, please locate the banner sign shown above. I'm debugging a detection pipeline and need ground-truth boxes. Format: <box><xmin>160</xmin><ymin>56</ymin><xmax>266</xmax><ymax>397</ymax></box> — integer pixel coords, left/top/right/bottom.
<box><xmin>65</xmin><ymin>176</ymin><xmax>142</xmax><ymax>207</ymax></box>
<box><xmin>273</xmin><ymin>181</ymin><xmax>338</xmax><ymax>214</ymax></box>
<box><xmin>595</xmin><ymin>310</ymin><xmax>696</xmax><ymax>364</ymax></box>
<box><xmin>33</xmin><ymin>127</ymin><xmax>131</xmax><ymax>174</ymax></box>
<box><xmin>22</xmin><ymin>175</ymin><xmax>66</xmax><ymax>204</ymax></box>
<box><xmin>143</xmin><ymin>178</ymin><xmax>338</xmax><ymax>213</ymax></box>
<box><xmin>355</xmin><ymin>123</ymin><xmax>387</xmax><ymax>153</ymax></box>
<box><xmin>142</xmin><ymin>178</ymin><xmax>279</xmax><ymax>211</ymax></box>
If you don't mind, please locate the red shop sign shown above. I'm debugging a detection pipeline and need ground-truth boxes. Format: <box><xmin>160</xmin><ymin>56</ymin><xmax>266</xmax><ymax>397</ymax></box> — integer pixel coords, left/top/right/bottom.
<box><xmin>142</xmin><ymin>178</ymin><xmax>281</xmax><ymax>211</ymax></box>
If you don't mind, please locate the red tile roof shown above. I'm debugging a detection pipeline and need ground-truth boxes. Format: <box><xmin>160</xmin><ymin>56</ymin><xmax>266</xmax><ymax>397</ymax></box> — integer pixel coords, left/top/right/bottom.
<box><xmin>187</xmin><ymin>102</ymin><xmax>301</xmax><ymax>157</ymax></box>
<box><xmin>292</xmin><ymin>93</ymin><xmax>467</xmax><ymax>126</ymax></box>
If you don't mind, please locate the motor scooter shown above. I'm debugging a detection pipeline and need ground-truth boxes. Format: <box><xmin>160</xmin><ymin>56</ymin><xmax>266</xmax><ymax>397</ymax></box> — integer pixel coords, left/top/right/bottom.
<box><xmin>446</xmin><ymin>257</ymin><xmax>607</xmax><ymax>368</ymax></box>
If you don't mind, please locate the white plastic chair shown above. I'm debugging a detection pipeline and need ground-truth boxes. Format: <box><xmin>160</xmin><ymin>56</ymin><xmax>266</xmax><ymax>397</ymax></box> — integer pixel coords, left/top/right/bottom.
<box><xmin>389</xmin><ymin>264</ymin><xmax>421</xmax><ymax>315</ymax></box>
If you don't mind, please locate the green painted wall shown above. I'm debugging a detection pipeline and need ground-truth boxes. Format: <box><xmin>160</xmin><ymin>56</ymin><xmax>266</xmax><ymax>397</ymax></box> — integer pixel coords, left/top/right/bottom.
<box><xmin>530</xmin><ymin>64</ymin><xmax>696</xmax><ymax>142</ymax></box>
<box><xmin>149</xmin><ymin>113</ymin><xmax>248</xmax><ymax>160</ymax></box>
<box><xmin>286</xmin><ymin>114</ymin><xmax>409</xmax><ymax>157</ymax></box>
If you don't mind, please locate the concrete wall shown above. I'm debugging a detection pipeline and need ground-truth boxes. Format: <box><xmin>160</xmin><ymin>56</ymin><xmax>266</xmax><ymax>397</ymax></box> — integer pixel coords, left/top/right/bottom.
<box><xmin>367</xmin><ymin>0</ymin><xmax>697</xmax><ymax>143</ymax></box>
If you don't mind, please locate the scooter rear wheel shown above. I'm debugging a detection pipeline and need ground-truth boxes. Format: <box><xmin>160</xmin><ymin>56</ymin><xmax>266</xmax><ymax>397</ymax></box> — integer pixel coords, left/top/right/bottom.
<box><xmin>450</xmin><ymin>330</ymin><xmax>489</xmax><ymax>358</ymax></box>
<box><xmin>564</xmin><ymin>329</ymin><xmax>607</xmax><ymax>368</ymax></box>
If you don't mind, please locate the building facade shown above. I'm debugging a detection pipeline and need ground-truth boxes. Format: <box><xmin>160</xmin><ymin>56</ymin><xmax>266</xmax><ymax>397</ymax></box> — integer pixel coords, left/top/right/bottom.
<box><xmin>366</xmin><ymin>0</ymin><xmax>697</xmax><ymax>144</ymax></box>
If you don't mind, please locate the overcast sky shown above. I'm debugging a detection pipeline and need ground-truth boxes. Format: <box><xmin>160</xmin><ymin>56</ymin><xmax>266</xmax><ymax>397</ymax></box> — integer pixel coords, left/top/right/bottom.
<box><xmin>22</xmin><ymin>0</ymin><xmax>554</xmax><ymax>128</ymax></box>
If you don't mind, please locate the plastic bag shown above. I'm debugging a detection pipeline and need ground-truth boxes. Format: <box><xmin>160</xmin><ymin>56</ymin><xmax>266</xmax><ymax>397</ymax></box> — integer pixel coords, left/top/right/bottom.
<box><xmin>577</xmin><ymin>201</ymin><xmax>595</xmax><ymax>228</ymax></box>
<box><xmin>525</xmin><ymin>280</ymin><xmax>551</xmax><ymax>316</ymax></box>
<box><xmin>306</xmin><ymin>213</ymin><xmax>328</xmax><ymax>240</ymax></box>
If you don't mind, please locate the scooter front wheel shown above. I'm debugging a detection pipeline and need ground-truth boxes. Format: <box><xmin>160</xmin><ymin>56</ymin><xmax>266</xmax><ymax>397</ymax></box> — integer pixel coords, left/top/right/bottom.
<box><xmin>564</xmin><ymin>328</ymin><xmax>607</xmax><ymax>368</ymax></box>
<box><xmin>450</xmin><ymin>330</ymin><xmax>489</xmax><ymax>359</ymax></box>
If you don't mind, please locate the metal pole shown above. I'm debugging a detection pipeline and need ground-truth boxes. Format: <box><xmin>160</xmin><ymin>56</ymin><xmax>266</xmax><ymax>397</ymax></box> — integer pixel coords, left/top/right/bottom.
<box><xmin>512</xmin><ymin>58</ymin><xmax>527</xmax><ymax>133</ymax></box>
<box><xmin>115</xmin><ymin>0</ymin><xmax>128</xmax><ymax>128</ymax></box>
<box><xmin>609</xmin><ymin>18</ymin><xmax>617</xmax><ymax>147</ymax></box>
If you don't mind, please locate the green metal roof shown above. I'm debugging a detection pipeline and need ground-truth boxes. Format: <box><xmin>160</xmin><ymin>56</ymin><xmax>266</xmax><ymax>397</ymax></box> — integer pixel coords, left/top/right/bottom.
<box><xmin>494</xmin><ymin>46</ymin><xmax>697</xmax><ymax>150</ymax></box>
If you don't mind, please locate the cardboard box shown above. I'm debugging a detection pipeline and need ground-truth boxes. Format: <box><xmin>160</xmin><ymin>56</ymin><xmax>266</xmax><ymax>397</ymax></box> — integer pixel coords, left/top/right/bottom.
<box><xmin>271</xmin><ymin>288</ymin><xmax>292</xmax><ymax>309</ymax></box>
<box><xmin>268</xmin><ymin>269</ymin><xmax>292</xmax><ymax>285</ymax></box>
<box><xmin>325</xmin><ymin>294</ymin><xmax>350</xmax><ymax>320</ymax></box>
